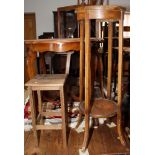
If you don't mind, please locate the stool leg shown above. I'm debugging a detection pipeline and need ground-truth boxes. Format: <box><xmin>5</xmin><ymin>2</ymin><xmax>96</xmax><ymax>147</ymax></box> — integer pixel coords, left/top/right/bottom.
<box><xmin>37</xmin><ymin>90</ymin><xmax>43</xmax><ymax>125</ymax></box>
<box><xmin>37</xmin><ymin>90</ymin><xmax>42</xmax><ymax>113</ymax></box>
<box><xmin>28</xmin><ymin>88</ymin><xmax>40</xmax><ymax>147</ymax></box>
<box><xmin>117</xmin><ymin>15</ymin><xmax>126</xmax><ymax>146</ymax></box>
<box><xmin>60</xmin><ymin>86</ymin><xmax>68</xmax><ymax>149</ymax></box>
<box><xmin>82</xmin><ymin>18</ymin><xmax>91</xmax><ymax>151</ymax></box>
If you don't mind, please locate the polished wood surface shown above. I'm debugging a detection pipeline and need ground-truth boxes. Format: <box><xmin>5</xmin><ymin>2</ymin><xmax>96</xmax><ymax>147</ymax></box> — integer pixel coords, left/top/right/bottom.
<box><xmin>76</xmin><ymin>5</ymin><xmax>126</xmax><ymax>150</ymax></box>
<box><xmin>25</xmin><ymin>38</ymin><xmax>80</xmax><ymax>53</ymax></box>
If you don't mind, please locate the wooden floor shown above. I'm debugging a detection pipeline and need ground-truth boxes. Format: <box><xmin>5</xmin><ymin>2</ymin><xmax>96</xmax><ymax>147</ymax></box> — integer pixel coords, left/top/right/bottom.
<box><xmin>24</xmin><ymin>123</ymin><xmax>129</xmax><ymax>155</ymax></box>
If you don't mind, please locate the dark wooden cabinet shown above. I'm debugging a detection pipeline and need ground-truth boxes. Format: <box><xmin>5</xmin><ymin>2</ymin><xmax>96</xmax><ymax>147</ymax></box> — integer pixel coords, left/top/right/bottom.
<box><xmin>53</xmin><ymin>11</ymin><xmax>58</xmax><ymax>38</ymax></box>
<box><xmin>53</xmin><ymin>10</ymin><xmax>78</xmax><ymax>38</ymax></box>
<box><xmin>54</xmin><ymin>6</ymin><xmax>79</xmax><ymax>38</ymax></box>
<box><xmin>53</xmin><ymin>6</ymin><xmax>80</xmax><ymax>77</ymax></box>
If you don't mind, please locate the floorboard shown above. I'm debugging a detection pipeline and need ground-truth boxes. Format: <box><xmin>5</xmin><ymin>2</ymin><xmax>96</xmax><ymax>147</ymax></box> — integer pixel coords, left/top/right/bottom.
<box><xmin>24</xmin><ymin>124</ymin><xmax>129</xmax><ymax>155</ymax></box>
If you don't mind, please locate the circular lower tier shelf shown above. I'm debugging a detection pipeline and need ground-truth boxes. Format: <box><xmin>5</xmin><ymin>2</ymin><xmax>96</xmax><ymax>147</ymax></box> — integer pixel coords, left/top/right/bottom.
<box><xmin>79</xmin><ymin>98</ymin><xmax>117</xmax><ymax>118</ymax></box>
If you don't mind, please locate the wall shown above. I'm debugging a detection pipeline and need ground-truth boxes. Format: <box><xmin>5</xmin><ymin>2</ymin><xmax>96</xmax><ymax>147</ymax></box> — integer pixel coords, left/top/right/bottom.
<box><xmin>24</xmin><ymin>0</ymin><xmax>130</xmax><ymax>37</ymax></box>
<box><xmin>109</xmin><ymin>0</ymin><xmax>130</xmax><ymax>8</ymax></box>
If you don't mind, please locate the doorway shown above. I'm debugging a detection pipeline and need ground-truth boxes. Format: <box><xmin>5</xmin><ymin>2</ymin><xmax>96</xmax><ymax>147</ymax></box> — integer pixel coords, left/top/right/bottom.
<box><xmin>24</xmin><ymin>13</ymin><xmax>36</xmax><ymax>40</ymax></box>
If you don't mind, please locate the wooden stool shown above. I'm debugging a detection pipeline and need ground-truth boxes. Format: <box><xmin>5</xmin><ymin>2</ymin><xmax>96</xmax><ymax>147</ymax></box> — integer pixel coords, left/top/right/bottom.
<box><xmin>25</xmin><ymin>74</ymin><xmax>68</xmax><ymax>149</ymax></box>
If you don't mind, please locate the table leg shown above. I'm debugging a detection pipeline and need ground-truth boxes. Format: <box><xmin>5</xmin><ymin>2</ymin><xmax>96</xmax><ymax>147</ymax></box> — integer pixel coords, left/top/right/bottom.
<box><xmin>76</xmin><ymin>20</ymin><xmax>85</xmax><ymax>129</ymax></box>
<box><xmin>98</xmin><ymin>53</ymin><xmax>104</xmax><ymax>97</ymax></box>
<box><xmin>117</xmin><ymin>13</ymin><xmax>126</xmax><ymax>146</ymax></box>
<box><xmin>60</xmin><ymin>86</ymin><xmax>68</xmax><ymax>149</ymax></box>
<box><xmin>107</xmin><ymin>22</ymin><xmax>113</xmax><ymax>99</ymax></box>
<box><xmin>82</xmin><ymin>19</ymin><xmax>91</xmax><ymax>151</ymax></box>
<box><xmin>80</xmin><ymin>20</ymin><xmax>85</xmax><ymax>102</ymax></box>
<box><xmin>26</xmin><ymin>47</ymin><xmax>37</xmax><ymax>79</ymax></box>
<box><xmin>39</xmin><ymin>53</ymin><xmax>46</xmax><ymax>74</ymax></box>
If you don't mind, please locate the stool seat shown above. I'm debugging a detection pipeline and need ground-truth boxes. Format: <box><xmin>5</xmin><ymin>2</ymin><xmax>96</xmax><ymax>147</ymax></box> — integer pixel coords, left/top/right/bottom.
<box><xmin>25</xmin><ymin>74</ymin><xmax>67</xmax><ymax>87</ymax></box>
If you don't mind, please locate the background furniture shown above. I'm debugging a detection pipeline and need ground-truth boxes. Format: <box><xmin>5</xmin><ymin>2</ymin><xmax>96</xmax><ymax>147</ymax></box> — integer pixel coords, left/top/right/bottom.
<box><xmin>57</xmin><ymin>5</ymin><xmax>79</xmax><ymax>38</ymax></box>
<box><xmin>24</xmin><ymin>38</ymin><xmax>80</xmax><ymax>80</ymax></box>
<box><xmin>112</xmin><ymin>23</ymin><xmax>130</xmax><ymax>99</ymax></box>
<box><xmin>38</xmin><ymin>32</ymin><xmax>75</xmax><ymax>75</ymax></box>
<box><xmin>56</xmin><ymin>3</ymin><xmax>105</xmax><ymax>92</ymax></box>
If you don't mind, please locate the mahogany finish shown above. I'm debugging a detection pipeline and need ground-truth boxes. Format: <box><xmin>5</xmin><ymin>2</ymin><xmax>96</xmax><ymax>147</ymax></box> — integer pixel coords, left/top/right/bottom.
<box><xmin>25</xmin><ymin>38</ymin><xmax>80</xmax><ymax>53</ymax></box>
<box><xmin>76</xmin><ymin>5</ymin><xmax>126</xmax><ymax>150</ymax></box>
